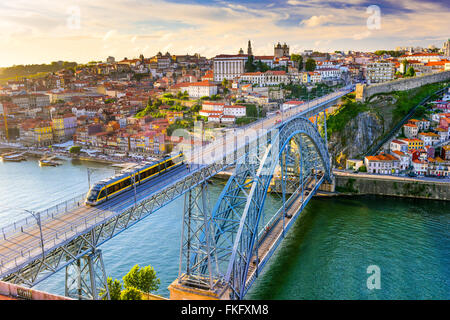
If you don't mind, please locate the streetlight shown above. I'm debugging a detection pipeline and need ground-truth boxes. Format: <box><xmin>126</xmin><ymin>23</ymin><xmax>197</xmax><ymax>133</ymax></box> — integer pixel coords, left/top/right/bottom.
<box><xmin>0</xmin><ymin>205</ymin><xmax>46</xmax><ymax>258</ymax></box>
<box><xmin>24</xmin><ymin>209</ymin><xmax>45</xmax><ymax>257</ymax></box>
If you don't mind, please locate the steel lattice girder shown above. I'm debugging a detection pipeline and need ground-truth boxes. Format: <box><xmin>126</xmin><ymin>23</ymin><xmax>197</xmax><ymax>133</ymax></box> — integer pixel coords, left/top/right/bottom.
<box><xmin>1</xmin><ymin>160</ymin><xmax>234</xmax><ymax>287</ymax></box>
<box><xmin>65</xmin><ymin>249</ymin><xmax>109</xmax><ymax>300</ymax></box>
<box><xmin>207</xmin><ymin>116</ymin><xmax>331</xmax><ymax>299</ymax></box>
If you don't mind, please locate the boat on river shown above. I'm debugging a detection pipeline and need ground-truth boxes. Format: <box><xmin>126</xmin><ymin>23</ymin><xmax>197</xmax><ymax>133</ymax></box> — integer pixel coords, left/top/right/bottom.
<box><xmin>39</xmin><ymin>155</ymin><xmax>62</xmax><ymax>167</ymax></box>
<box><xmin>0</xmin><ymin>152</ymin><xmax>26</xmax><ymax>162</ymax></box>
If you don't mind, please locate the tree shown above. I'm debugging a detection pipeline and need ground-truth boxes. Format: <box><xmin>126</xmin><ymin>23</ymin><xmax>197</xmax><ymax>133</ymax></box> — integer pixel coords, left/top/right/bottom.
<box><xmin>120</xmin><ymin>287</ymin><xmax>142</xmax><ymax>300</ymax></box>
<box><xmin>100</xmin><ymin>277</ymin><xmax>122</xmax><ymax>300</ymax></box>
<box><xmin>191</xmin><ymin>104</ymin><xmax>201</xmax><ymax>113</ymax></box>
<box><xmin>291</xmin><ymin>54</ymin><xmax>303</xmax><ymax>71</ymax></box>
<box><xmin>138</xmin><ymin>265</ymin><xmax>161</xmax><ymax>294</ymax></box>
<box><xmin>245</xmin><ymin>55</ymin><xmax>256</xmax><ymax>72</ymax></box>
<box><xmin>358</xmin><ymin>165</ymin><xmax>367</xmax><ymax>172</ymax></box>
<box><xmin>305</xmin><ymin>58</ymin><xmax>316</xmax><ymax>72</ymax></box>
<box><xmin>221</xmin><ymin>78</ymin><xmax>229</xmax><ymax>88</ymax></box>
<box><xmin>256</xmin><ymin>60</ymin><xmax>269</xmax><ymax>72</ymax></box>
<box><xmin>69</xmin><ymin>146</ymin><xmax>81</xmax><ymax>154</ymax></box>
<box><xmin>405</xmin><ymin>66</ymin><xmax>415</xmax><ymax>77</ymax></box>
<box><xmin>123</xmin><ymin>264</ymin><xmax>160</xmax><ymax>294</ymax></box>
<box><xmin>401</xmin><ymin>60</ymin><xmax>408</xmax><ymax>74</ymax></box>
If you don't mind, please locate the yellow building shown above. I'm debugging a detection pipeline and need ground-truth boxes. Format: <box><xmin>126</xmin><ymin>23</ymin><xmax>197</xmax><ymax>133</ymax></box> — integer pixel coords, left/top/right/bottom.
<box><xmin>404</xmin><ymin>138</ymin><xmax>424</xmax><ymax>151</ymax></box>
<box><xmin>34</xmin><ymin>123</ymin><xmax>53</xmax><ymax>144</ymax></box>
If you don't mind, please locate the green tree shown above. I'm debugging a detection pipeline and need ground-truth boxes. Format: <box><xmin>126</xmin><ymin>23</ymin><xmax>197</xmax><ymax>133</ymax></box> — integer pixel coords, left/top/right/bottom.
<box><xmin>138</xmin><ymin>265</ymin><xmax>161</xmax><ymax>294</ymax></box>
<box><xmin>221</xmin><ymin>78</ymin><xmax>229</xmax><ymax>88</ymax></box>
<box><xmin>191</xmin><ymin>104</ymin><xmax>201</xmax><ymax>113</ymax></box>
<box><xmin>245</xmin><ymin>55</ymin><xmax>256</xmax><ymax>72</ymax></box>
<box><xmin>120</xmin><ymin>287</ymin><xmax>142</xmax><ymax>300</ymax></box>
<box><xmin>69</xmin><ymin>146</ymin><xmax>81</xmax><ymax>154</ymax></box>
<box><xmin>305</xmin><ymin>58</ymin><xmax>316</xmax><ymax>72</ymax></box>
<box><xmin>100</xmin><ymin>277</ymin><xmax>122</xmax><ymax>300</ymax></box>
<box><xmin>123</xmin><ymin>264</ymin><xmax>160</xmax><ymax>294</ymax></box>
<box><xmin>405</xmin><ymin>66</ymin><xmax>415</xmax><ymax>77</ymax></box>
<box><xmin>401</xmin><ymin>60</ymin><xmax>408</xmax><ymax>74</ymax></box>
<box><xmin>291</xmin><ymin>54</ymin><xmax>303</xmax><ymax>71</ymax></box>
<box><xmin>358</xmin><ymin>165</ymin><xmax>367</xmax><ymax>172</ymax></box>
<box><xmin>256</xmin><ymin>60</ymin><xmax>269</xmax><ymax>72</ymax></box>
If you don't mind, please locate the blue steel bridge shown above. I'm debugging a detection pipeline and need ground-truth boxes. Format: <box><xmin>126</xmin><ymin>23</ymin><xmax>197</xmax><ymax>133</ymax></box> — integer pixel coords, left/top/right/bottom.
<box><xmin>0</xmin><ymin>85</ymin><xmax>353</xmax><ymax>300</ymax></box>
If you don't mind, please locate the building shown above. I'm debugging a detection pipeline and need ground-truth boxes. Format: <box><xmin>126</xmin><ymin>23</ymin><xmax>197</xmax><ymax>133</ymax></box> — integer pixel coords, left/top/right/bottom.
<box><xmin>403</xmin><ymin>123</ymin><xmax>418</xmax><ymax>138</ymax></box>
<box><xmin>364</xmin><ymin>153</ymin><xmax>400</xmax><ymax>174</ymax></box>
<box><xmin>274</xmin><ymin>43</ymin><xmax>289</xmax><ymax>59</ymax></box>
<box><xmin>418</xmin><ymin>132</ymin><xmax>440</xmax><ymax>146</ymax></box>
<box><xmin>443</xmin><ymin>39</ymin><xmax>450</xmax><ymax>57</ymax></box>
<box><xmin>213</xmin><ymin>54</ymin><xmax>248</xmax><ymax>82</ymax></box>
<box><xmin>390</xmin><ymin>139</ymin><xmax>409</xmax><ymax>153</ymax></box>
<box><xmin>239</xmin><ymin>70</ymin><xmax>289</xmax><ymax>87</ymax></box>
<box><xmin>391</xmin><ymin>150</ymin><xmax>410</xmax><ymax>171</ymax></box>
<box><xmin>181</xmin><ymin>80</ymin><xmax>218</xmax><ymax>98</ymax></box>
<box><xmin>365</xmin><ymin>61</ymin><xmax>395</xmax><ymax>84</ymax></box>
<box><xmin>402</xmin><ymin>138</ymin><xmax>424</xmax><ymax>151</ymax></box>
<box><xmin>223</xmin><ymin>105</ymin><xmax>246</xmax><ymax>117</ymax></box>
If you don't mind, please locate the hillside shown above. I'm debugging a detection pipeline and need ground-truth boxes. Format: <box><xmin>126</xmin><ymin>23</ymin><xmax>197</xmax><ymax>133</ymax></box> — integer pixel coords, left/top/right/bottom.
<box><xmin>326</xmin><ymin>81</ymin><xmax>450</xmax><ymax>168</ymax></box>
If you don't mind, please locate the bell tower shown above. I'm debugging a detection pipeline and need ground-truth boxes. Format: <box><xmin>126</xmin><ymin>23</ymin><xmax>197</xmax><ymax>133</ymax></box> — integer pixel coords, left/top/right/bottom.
<box><xmin>247</xmin><ymin>40</ymin><xmax>253</xmax><ymax>56</ymax></box>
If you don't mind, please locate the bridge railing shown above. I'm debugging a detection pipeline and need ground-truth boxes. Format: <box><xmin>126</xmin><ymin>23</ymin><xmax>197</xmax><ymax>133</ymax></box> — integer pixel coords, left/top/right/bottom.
<box><xmin>1</xmin><ymin>193</ymin><xmax>87</xmax><ymax>239</ymax></box>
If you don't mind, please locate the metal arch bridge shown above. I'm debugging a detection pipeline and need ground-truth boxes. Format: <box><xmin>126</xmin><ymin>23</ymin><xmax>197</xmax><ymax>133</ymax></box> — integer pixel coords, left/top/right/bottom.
<box><xmin>0</xmin><ymin>85</ymin><xmax>353</xmax><ymax>300</ymax></box>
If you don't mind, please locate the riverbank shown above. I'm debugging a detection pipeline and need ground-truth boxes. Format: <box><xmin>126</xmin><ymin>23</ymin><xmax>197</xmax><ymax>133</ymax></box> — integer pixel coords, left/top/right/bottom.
<box><xmin>212</xmin><ymin>169</ymin><xmax>450</xmax><ymax>201</ymax></box>
<box><xmin>334</xmin><ymin>171</ymin><xmax>450</xmax><ymax>201</ymax></box>
<box><xmin>0</xmin><ymin>145</ymin><xmax>135</xmax><ymax>166</ymax></box>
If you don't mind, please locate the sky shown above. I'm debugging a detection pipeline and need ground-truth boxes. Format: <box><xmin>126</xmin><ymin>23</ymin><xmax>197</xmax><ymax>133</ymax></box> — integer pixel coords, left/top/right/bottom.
<box><xmin>0</xmin><ymin>0</ymin><xmax>449</xmax><ymax>67</ymax></box>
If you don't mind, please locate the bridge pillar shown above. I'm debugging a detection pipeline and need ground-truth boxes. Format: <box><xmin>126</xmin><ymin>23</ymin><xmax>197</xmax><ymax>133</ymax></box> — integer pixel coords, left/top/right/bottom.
<box><xmin>65</xmin><ymin>249</ymin><xmax>109</xmax><ymax>300</ymax></box>
<box><xmin>168</xmin><ymin>276</ymin><xmax>231</xmax><ymax>300</ymax></box>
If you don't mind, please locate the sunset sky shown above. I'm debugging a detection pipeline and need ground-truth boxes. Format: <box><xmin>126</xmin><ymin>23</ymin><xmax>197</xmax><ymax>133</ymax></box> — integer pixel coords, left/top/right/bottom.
<box><xmin>0</xmin><ymin>0</ymin><xmax>449</xmax><ymax>67</ymax></box>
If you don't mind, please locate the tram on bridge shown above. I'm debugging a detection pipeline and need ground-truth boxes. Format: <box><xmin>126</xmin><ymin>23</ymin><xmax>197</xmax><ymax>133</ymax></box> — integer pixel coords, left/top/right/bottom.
<box><xmin>85</xmin><ymin>152</ymin><xmax>186</xmax><ymax>206</ymax></box>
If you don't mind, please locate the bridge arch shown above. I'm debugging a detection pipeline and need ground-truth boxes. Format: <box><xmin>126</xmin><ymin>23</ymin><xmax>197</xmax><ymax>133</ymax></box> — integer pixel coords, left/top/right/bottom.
<box><xmin>204</xmin><ymin>116</ymin><xmax>331</xmax><ymax>299</ymax></box>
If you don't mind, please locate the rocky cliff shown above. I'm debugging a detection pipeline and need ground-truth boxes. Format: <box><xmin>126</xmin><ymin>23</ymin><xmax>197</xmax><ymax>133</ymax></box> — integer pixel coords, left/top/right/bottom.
<box><xmin>327</xmin><ymin>94</ymin><xmax>399</xmax><ymax>167</ymax></box>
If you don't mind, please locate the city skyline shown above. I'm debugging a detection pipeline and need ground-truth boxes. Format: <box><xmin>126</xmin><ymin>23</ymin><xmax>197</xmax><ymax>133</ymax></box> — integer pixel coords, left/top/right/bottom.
<box><xmin>0</xmin><ymin>0</ymin><xmax>449</xmax><ymax>67</ymax></box>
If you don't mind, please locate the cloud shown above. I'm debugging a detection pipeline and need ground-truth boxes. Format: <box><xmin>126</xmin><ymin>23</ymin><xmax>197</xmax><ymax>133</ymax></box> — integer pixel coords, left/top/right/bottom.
<box><xmin>300</xmin><ymin>15</ymin><xmax>335</xmax><ymax>27</ymax></box>
<box><xmin>0</xmin><ymin>0</ymin><xmax>449</xmax><ymax>66</ymax></box>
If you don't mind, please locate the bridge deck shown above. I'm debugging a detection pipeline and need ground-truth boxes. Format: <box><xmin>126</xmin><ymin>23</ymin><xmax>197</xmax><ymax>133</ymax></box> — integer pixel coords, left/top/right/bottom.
<box><xmin>245</xmin><ymin>175</ymin><xmax>324</xmax><ymax>289</ymax></box>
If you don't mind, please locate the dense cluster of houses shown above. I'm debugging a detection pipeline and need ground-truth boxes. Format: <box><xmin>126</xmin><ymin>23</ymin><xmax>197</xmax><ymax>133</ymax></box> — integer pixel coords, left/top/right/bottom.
<box><xmin>364</xmin><ymin>91</ymin><xmax>450</xmax><ymax>177</ymax></box>
<box><xmin>1</xmin><ymin>41</ymin><xmax>449</xmax><ymax>159</ymax></box>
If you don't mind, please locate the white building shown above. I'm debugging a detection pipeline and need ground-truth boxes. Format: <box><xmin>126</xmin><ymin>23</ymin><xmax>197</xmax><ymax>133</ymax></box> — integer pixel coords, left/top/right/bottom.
<box><xmin>213</xmin><ymin>54</ymin><xmax>248</xmax><ymax>82</ymax></box>
<box><xmin>366</xmin><ymin>61</ymin><xmax>395</xmax><ymax>84</ymax></box>
<box><xmin>239</xmin><ymin>70</ymin><xmax>288</xmax><ymax>87</ymax></box>
<box><xmin>391</xmin><ymin>150</ymin><xmax>410</xmax><ymax>171</ymax></box>
<box><xmin>316</xmin><ymin>68</ymin><xmax>342</xmax><ymax>80</ymax></box>
<box><xmin>281</xmin><ymin>100</ymin><xmax>305</xmax><ymax>112</ymax></box>
<box><xmin>181</xmin><ymin>81</ymin><xmax>218</xmax><ymax>98</ymax></box>
<box><xmin>223</xmin><ymin>105</ymin><xmax>246</xmax><ymax>117</ymax></box>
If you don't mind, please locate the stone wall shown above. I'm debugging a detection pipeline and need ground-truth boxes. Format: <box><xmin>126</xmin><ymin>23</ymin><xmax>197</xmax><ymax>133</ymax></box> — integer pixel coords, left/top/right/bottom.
<box><xmin>356</xmin><ymin>71</ymin><xmax>450</xmax><ymax>101</ymax></box>
<box><xmin>334</xmin><ymin>172</ymin><xmax>450</xmax><ymax>201</ymax></box>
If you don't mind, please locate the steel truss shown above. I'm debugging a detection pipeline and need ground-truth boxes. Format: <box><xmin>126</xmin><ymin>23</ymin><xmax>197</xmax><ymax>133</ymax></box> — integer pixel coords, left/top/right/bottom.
<box><xmin>179</xmin><ymin>116</ymin><xmax>331</xmax><ymax>299</ymax></box>
<box><xmin>65</xmin><ymin>249</ymin><xmax>109</xmax><ymax>300</ymax></box>
<box><xmin>1</xmin><ymin>160</ymin><xmax>233</xmax><ymax>288</ymax></box>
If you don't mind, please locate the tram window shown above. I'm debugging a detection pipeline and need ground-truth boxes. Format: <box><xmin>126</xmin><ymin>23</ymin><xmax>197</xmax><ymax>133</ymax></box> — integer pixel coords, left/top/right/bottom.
<box><xmin>99</xmin><ymin>190</ymin><xmax>106</xmax><ymax>199</ymax></box>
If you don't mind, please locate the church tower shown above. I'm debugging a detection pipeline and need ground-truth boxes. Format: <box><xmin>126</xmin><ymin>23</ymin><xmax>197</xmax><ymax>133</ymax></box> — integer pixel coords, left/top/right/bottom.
<box><xmin>247</xmin><ymin>40</ymin><xmax>253</xmax><ymax>56</ymax></box>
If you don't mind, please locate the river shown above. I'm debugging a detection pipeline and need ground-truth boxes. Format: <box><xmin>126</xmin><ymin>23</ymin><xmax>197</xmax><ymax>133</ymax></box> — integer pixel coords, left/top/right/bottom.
<box><xmin>0</xmin><ymin>159</ymin><xmax>448</xmax><ymax>299</ymax></box>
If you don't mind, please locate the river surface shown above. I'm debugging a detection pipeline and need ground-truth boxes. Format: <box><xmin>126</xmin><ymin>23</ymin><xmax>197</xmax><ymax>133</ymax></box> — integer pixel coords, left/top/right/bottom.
<box><xmin>0</xmin><ymin>159</ymin><xmax>448</xmax><ymax>299</ymax></box>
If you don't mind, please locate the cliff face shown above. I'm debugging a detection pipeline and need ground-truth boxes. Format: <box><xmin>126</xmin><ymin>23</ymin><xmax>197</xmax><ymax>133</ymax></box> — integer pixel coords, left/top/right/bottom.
<box><xmin>328</xmin><ymin>111</ymin><xmax>384</xmax><ymax>167</ymax></box>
